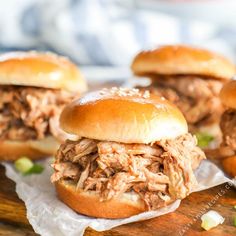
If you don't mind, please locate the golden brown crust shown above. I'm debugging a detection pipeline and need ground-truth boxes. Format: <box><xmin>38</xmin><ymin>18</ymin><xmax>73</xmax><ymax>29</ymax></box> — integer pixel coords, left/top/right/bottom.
<box><xmin>220</xmin><ymin>80</ymin><xmax>236</xmax><ymax>109</ymax></box>
<box><xmin>131</xmin><ymin>45</ymin><xmax>236</xmax><ymax>80</ymax></box>
<box><xmin>60</xmin><ymin>88</ymin><xmax>188</xmax><ymax>143</ymax></box>
<box><xmin>0</xmin><ymin>51</ymin><xmax>87</xmax><ymax>92</ymax></box>
<box><xmin>222</xmin><ymin>155</ymin><xmax>236</xmax><ymax>177</ymax></box>
<box><xmin>55</xmin><ymin>179</ymin><xmax>146</xmax><ymax>218</ymax></box>
<box><xmin>0</xmin><ymin>136</ymin><xmax>59</xmax><ymax>161</ymax></box>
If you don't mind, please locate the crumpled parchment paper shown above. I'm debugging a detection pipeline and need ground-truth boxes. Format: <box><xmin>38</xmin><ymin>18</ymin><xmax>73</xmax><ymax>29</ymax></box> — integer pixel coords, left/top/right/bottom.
<box><xmin>2</xmin><ymin>160</ymin><xmax>232</xmax><ymax>236</ymax></box>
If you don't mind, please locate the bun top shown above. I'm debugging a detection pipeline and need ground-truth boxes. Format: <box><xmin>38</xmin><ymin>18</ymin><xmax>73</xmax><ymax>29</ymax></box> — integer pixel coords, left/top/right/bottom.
<box><xmin>131</xmin><ymin>45</ymin><xmax>235</xmax><ymax>80</ymax></box>
<box><xmin>0</xmin><ymin>51</ymin><xmax>87</xmax><ymax>92</ymax></box>
<box><xmin>220</xmin><ymin>80</ymin><xmax>236</xmax><ymax>109</ymax></box>
<box><xmin>60</xmin><ymin>87</ymin><xmax>188</xmax><ymax>143</ymax></box>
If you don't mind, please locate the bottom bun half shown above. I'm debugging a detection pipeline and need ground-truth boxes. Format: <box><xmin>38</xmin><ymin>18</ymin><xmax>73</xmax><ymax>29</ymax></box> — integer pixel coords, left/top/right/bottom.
<box><xmin>55</xmin><ymin>179</ymin><xmax>147</xmax><ymax>219</ymax></box>
<box><xmin>0</xmin><ymin>136</ymin><xmax>60</xmax><ymax>161</ymax></box>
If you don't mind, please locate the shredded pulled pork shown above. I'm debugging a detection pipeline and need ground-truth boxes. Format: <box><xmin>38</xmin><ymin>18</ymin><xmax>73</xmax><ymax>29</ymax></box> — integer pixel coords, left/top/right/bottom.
<box><xmin>0</xmin><ymin>86</ymin><xmax>73</xmax><ymax>141</ymax></box>
<box><xmin>51</xmin><ymin>134</ymin><xmax>205</xmax><ymax>210</ymax></box>
<box><xmin>220</xmin><ymin>109</ymin><xmax>236</xmax><ymax>152</ymax></box>
<box><xmin>145</xmin><ymin>75</ymin><xmax>223</xmax><ymax>130</ymax></box>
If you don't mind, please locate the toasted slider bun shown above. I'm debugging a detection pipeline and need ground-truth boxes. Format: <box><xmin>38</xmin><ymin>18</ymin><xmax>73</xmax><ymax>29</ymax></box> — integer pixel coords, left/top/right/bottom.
<box><xmin>222</xmin><ymin>155</ymin><xmax>236</xmax><ymax>177</ymax></box>
<box><xmin>131</xmin><ymin>45</ymin><xmax>236</xmax><ymax>80</ymax></box>
<box><xmin>0</xmin><ymin>136</ymin><xmax>59</xmax><ymax>161</ymax></box>
<box><xmin>57</xmin><ymin>88</ymin><xmax>186</xmax><ymax>217</ymax></box>
<box><xmin>55</xmin><ymin>179</ymin><xmax>149</xmax><ymax>218</ymax></box>
<box><xmin>60</xmin><ymin>88</ymin><xmax>188</xmax><ymax>144</ymax></box>
<box><xmin>0</xmin><ymin>51</ymin><xmax>87</xmax><ymax>92</ymax></box>
<box><xmin>220</xmin><ymin>80</ymin><xmax>236</xmax><ymax>109</ymax></box>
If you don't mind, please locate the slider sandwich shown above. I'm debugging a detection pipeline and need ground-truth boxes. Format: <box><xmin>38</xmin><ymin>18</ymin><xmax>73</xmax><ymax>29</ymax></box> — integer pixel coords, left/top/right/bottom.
<box><xmin>0</xmin><ymin>51</ymin><xmax>87</xmax><ymax>160</ymax></box>
<box><xmin>51</xmin><ymin>87</ymin><xmax>205</xmax><ymax>218</ymax></box>
<box><xmin>219</xmin><ymin>81</ymin><xmax>236</xmax><ymax>177</ymax></box>
<box><xmin>131</xmin><ymin>45</ymin><xmax>236</xmax><ymax>147</ymax></box>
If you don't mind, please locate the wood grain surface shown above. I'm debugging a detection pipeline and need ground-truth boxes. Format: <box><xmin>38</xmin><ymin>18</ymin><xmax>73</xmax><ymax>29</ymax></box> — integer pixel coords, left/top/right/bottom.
<box><xmin>0</xmin><ymin>164</ymin><xmax>236</xmax><ymax>236</ymax></box>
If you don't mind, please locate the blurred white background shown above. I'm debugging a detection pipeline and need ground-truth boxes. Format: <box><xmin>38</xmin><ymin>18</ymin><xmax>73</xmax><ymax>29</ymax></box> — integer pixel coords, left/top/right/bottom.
<box><xmin>0</xmin><ymin>0</ymin><xmax>235</xmax><ymax>82</ymax></box>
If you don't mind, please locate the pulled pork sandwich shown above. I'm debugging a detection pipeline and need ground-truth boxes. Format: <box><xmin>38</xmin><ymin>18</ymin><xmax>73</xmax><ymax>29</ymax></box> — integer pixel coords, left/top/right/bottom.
<box><xmin>51</xmin><ymin>87</ymin><xmax>205</xmax><ymax>218</ymax></box>
<box><xmin>218</xmin><ymin>81</ymin><xmax>236</xmax><ymax>177</ymax></box>
<box><xmin>0</xmin><ymin>51</ymin><xmax>87</xmax><ymax>161</ymax></box>
<box><xmin>131</xmin><ymin>45</ymin><xmax>236</xmax><ymax>147</ymax></box>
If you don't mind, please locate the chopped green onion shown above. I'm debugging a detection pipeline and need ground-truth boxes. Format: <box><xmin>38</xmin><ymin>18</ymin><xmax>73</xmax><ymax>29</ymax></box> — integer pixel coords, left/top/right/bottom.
<box><xmin>234</xmin><ymin>216</ymin><xmax>236</xmax><ymax>227</ymax></box>
<box><xmin>24</xmin><ymin>164</ymin><xmax>44</xmax><ymax>175</ymax></box>
<box><xmin>195</xmin><ymin>132</ymin><xmax>214</xmax><ymax>148</ymax></box>
<box><xmin>14</xmin><ymin>157</ymin><xmax>33</xmax><ymax>174</ymax></box>
<box><xmin>201</xmin><ymin>210</ymin><xmax>224</xmax><ymax>231</ymax></box>
<box><xmin>14</xmin><ymin>157</ymin><xmax>44</xmax><ymax>175</ymax></box>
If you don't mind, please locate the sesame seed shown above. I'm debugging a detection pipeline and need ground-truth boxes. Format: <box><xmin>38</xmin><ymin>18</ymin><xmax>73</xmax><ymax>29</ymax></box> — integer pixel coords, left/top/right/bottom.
<box><xmin>143</xmin><ymin>90</ymin><xmax>150</xmax><ymax>98</ymax></box>
<box><xmin>99</xmin><ymin>87</ymin><xmax>150</xmax><ymax>98</ymax></box>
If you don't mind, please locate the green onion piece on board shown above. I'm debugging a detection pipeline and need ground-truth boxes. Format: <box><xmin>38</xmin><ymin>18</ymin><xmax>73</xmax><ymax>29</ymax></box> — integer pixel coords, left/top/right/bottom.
<box><xmin>14</xmin><ymin>157</ymin><xmax>34</xmax><ymax>174</ymax></box>
<box><xmin>24</xmin><ymin>164</ymin><xmax>44</xmax><ymax>175</ymax></box>
<box><xmin>201</xmin><ymin>210</ymin><xmax>225</xmax><ymax>231</ymax></box>
<box><xmin>14</xmin><ymin>157</ymin><xmax>44</xmax><ymax>175</ymax></box>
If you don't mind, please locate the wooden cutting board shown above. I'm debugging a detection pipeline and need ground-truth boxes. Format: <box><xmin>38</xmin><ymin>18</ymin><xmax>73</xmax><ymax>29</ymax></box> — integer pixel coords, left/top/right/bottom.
<box><xmin>0</xmin><ymin>164</ymin><xmax>236</xmax><ymax>236</ymax></box>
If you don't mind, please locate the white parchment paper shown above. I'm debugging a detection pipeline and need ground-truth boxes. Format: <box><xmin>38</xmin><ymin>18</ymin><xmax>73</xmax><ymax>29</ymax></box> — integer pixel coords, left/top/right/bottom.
<box><xmin>2</xmin><ymin>160</ymin><xmax>232</xmax><ymax>236</ymax></box>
